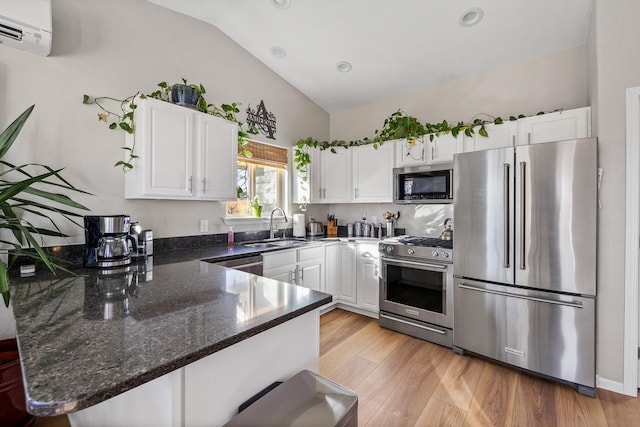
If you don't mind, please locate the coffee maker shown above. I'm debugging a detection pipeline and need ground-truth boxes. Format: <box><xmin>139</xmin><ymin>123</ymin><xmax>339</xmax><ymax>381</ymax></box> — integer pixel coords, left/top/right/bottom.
<box><xmin>84</xmin><ymin>215</ymin><xmax>136</xmax><ymax>268</ymax></box>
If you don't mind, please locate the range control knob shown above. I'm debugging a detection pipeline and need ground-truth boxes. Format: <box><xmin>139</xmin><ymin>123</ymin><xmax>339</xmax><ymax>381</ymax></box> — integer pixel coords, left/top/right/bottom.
<box><xmin>407</xmin><ymin>248</ymin><xmax>415</xmax><ymax>255</ymax></box>
<box><xmin>442</xmin><ymin>252</ymin><xmax>450</xmax><ymax>258</ymax></box>
<box><xmin>385</xmin><ymin>246</ymin><xmax>395</xmax><ymax>254</ymax></box>
<box><xmin>431</xmin><ymin>250</ymin><xmax>439</xmax><ymax>257</ymax></box>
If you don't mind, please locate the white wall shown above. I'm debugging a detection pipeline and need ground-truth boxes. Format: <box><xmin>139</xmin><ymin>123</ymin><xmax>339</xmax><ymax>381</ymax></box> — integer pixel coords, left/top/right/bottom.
<box><xmin>587</xmin><ymin>0</ymin><xmax>640</xmax><ymax>387</ymax></box>
<box><xmin>0</xmin><ymin>0</ymin><xmax>329</xmax><ymax>244</ymax></box>
<box><xmin>330</xmin><ymin>46</ymin><xmax>587</xmax><ymax>142</ymax></box>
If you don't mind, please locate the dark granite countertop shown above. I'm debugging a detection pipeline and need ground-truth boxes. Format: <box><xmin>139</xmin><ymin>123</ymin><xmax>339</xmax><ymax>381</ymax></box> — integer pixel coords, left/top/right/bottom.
<box><xmin>10</xmin><ymin>256</ymin><xmax>331</xmax><ymax>416</ymax></box>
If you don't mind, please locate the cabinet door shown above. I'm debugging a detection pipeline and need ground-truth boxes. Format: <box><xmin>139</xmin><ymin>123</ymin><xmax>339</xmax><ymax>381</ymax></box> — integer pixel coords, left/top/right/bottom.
<box><xmin>292</xmin><ymin>146</ymin><xmax>321</xmax><ymax>204</ymax></box>
<box><xmin>324</xmin><ymin>243</ymin><xmax>339</xmax><ymax>296</ymax></box>
<box><xmin>337</xmin><ymin>243</ymin><xmax>357</xmax><ymax>303</ymax></box>
<box><xmin>357</xmin><ymin>243</ymin><xmax>380</xmax><ymax>312</ymax></box>
<box><xmin>126</xmin><ymin>97</ymin><xmax>194</xmax><ymax>199</ymax></box>
<box><xmin>321</xmin><ymin>148</ymin><xmax>351</xmax><ymax>203</ymax></box>
<box><xmin>426</xmin><ymin>133</ymin><xmax>463</xmax><ymax>164</ymax></box>
<box><xmin>517</xmin><ymin>107</ymin><xmax>591</xmax><ymax>145</ymax></box>
<box><xmin>298</xmin><ymin>261</ymin><xmax>323</xmax><ymax>291</ymax></box>
<box><xmin>352</xmin><ymin>143</ymin><xmax>394</xmax><ymax>203</ymax></box>
<box><xmin>196</xmin><ymin>114</ymin><xmax>237</xmax><ymax>200</ymax></box>
<box><xmin>466</xmin><ymin>121</ymin><xmax>518</xmax><ymax>152</ymax></box>
<box><xmin>263</xmin><ymin>250</ymin><xmax>297</xmax><ymax>282</ymax></box>
<box><xmin>394</xmin><ymin>138</ymin><xmax>426</xmax><ymax>167</ymax></box>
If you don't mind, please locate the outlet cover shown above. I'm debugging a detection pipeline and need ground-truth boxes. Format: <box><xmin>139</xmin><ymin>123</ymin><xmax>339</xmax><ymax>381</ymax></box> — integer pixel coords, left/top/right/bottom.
<box><xmin>199</xmin><ymin>219</ymin><xmax>208</xmax><ymax>233</ymax></box>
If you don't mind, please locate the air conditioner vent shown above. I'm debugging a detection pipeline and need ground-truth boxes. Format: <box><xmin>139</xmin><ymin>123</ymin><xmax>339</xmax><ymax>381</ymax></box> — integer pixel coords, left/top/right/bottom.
<box><xmin>0</xmin><ymin>22</ymin><xmax>22</xmax><ymax>41</ymax></box>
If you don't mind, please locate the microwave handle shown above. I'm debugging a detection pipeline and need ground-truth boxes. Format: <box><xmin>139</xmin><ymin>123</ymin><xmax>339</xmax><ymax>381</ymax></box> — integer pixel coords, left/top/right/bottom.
<box><xmin>448</xmin><ymin>169</ymin><xmax>453</xmax><ymax>199</ymax></box>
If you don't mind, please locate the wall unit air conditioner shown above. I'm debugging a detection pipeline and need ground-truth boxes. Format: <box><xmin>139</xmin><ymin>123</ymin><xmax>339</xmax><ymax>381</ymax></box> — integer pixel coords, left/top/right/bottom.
<box><xmin>0</xmin><ymin>0</ymin><xmax>52</xmax><ymax>56</ymax></box>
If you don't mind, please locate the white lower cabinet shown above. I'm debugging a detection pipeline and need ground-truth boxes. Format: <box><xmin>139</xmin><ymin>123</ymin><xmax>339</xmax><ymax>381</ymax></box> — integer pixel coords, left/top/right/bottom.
<box><xmin>263</xmin><ymin>249</ymin><xmax>297</xmax><ymax>283</ymax></box>
<box><xmin>296</xmin><ymin>245</ymin><xmax>324</xmax><ymax>291</ymax></box>
<box><xmin>262</xmin><ymin>245</ymin><xmax>324</xmax><ymax>292</ymax></box>
<box><xmin>336</xmin><ymin>242</ymin><xmax>357</xmax><ymax>304</ymax></box>
<box><xmin>263</xmin><ymin>241</ymin><xmax>379</xmax><ymax>316</ymax></box>
<box><xmin>323</xmin><ymin>240</ymin><xmax>379</xmax><ymax>316</ymax></box>
<box><xmin>356</xmin><ymin>242</ymin><xmax>380</xmax><ymax>312</ymax></box>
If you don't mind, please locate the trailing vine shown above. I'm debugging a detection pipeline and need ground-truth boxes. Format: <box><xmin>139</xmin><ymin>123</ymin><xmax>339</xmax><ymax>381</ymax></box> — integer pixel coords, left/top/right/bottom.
<box><xmin>83</xmin><ymin>79</ymin><xmax>256</xmax><ymax>171</ymax></box>
<box><xmin>293</xmin><ymin>108</ymin><xmax>561</xmax><ymax>178</ymax></box>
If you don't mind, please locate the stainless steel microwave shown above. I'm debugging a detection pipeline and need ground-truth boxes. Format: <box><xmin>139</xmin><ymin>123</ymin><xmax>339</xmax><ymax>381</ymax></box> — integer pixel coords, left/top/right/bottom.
<box><xmin>393</xmin><ymin>164</ymin><xmax>453</xmax><ymax>204</ymax></box>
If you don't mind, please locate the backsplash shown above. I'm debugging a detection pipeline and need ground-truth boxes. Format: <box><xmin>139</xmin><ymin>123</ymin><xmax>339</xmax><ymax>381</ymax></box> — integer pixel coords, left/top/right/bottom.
<box><xmin>296</xmin><ymin>203</ymin><xmax>453</xmax><ymax>237</ymax></box>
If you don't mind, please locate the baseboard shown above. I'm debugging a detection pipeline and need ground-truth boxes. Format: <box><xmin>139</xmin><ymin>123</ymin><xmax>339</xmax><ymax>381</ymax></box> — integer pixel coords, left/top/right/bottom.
<box><xmin>319</xmin><ymin>301</ymin><xmax>379</xmax><ymax>319</ymax></box>
<box><xmin>596</xmin><ymin>375</ymin><xmax>626</xmax><ymax>395</ymax></box>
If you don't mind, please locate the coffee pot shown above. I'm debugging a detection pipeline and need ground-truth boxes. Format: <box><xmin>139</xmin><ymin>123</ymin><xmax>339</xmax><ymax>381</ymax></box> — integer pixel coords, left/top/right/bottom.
<box><xmin>84</xmin><ymin>215</ymin><xmax>134</xmax><ymax>268</ymax></box>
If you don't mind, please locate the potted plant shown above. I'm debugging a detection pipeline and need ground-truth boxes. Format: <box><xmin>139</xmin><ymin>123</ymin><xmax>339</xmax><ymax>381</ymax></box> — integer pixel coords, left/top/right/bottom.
<box><xmin>149</xmin><ymin>78</ymin><xmax>207</xmax><ymax>111</ymax></box>
<box><xmin>251</xmin><ymin>197</ymin><xmax>262</xmax><ymax>217</ymax></box>
<box><xmin>83</xmin><ymin>78</ymin><xmax>256</xmax><ymax>171</ymax></box>
<box><xmin>0</xmin><ymin>105</ymin><xmax>90</xmax><ymax>426</ymax></box>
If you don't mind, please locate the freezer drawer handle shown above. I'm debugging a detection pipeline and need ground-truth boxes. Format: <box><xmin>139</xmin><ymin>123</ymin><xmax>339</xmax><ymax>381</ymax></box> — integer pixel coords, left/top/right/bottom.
<box><xmin>380</xmin><ymin>314</ymin><xmax>446</xmax><ymax>335</ymax></box>
<box><xmin>520</xmin><ymin>161</ymin><xmax>527</xmax><ymax>270</ymax></box>
<box><xmin>503</xmin><ymin>162</ymin><xmax>510</xmax><ymax>268</ymax></box>
<box><xmin>457</xmin><ymin>283</ymin><xmax>584</xmax><ymax>309</ymax></box>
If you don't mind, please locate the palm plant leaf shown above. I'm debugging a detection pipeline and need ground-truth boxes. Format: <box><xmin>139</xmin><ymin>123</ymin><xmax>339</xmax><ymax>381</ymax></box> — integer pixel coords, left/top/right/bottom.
<box><xmin>0</xmin><ymin>105</ymin><xmax>34</xmax><ymax>159</ymax></box>
<box><xmin>1</xmin><ymin>105</ymin><xmax>91</xmax><ymax>306</ymax></box>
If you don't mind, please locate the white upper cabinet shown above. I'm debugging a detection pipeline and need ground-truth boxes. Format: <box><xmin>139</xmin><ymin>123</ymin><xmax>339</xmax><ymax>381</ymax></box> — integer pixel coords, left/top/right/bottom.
<box><xmin>394</xmin><ymin>137</ymin><xmax>426</xmax><ymax>167</ymax></box>
<box><xmin>352</xmin><ymin>143</ymin><xmax>394</xmax><ymax>203</ymax></box>
<box><xmin>125</xmin><ymin>97</ymin><xmax>237</xmax><ymax>200</ymax></box>
<box><xmin>425</xmin><ymin>133</ymin><xmax>463</xmax><ymax>164</ymax></box>
<box><xmin>195</xmin><ymin>113</ymin><xmax>238</xmax><ymax>200</ymax></box>
<box><xmin>465</xmin><ymin>121</ymin><xmax>518</xmax><ymax>152</ymax></box>
<box><xmin>321</xmin><ymin>147</ymin><xmax>352</xmax><ymax>203</ymax></box>
<box><xmin>517</xmin><ymin>106</ymin><xmax>591</xmax><ymax>145</ymax></box>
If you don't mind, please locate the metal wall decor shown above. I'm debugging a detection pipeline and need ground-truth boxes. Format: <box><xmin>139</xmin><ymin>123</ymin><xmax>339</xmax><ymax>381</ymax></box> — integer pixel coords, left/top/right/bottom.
<box><xmin>246</xmin><ymin>100</ymin><xmax>277</xmax><ymax>140</ymax></box>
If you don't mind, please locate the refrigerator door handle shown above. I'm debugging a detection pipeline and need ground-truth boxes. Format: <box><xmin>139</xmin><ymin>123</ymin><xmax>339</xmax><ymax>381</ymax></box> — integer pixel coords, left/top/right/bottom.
<box><xmin>503</xmin><ymin>163</ymin><xmax>510</xmax><ymax>268</ymax></box>
<box><xmin>520</xmin><ymin>161</ymin><xmax>527</xmax><ymax>270</ymax></box>
<box><xmin>457</xmin><ymin>283</ymin><xmax>584</xmax><ymax>309</ymax></box>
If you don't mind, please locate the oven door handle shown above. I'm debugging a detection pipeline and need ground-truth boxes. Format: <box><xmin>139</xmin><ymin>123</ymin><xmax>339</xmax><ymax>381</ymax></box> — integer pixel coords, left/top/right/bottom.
<box><xmin>380</xmin><ymin>314</ymin><xmax>447</xmax><ymax>335</ymax></box>
<box><xmin>381</xmin><ymin>257</ymin><xmax>448</xmax><ymax>270</ymax></box>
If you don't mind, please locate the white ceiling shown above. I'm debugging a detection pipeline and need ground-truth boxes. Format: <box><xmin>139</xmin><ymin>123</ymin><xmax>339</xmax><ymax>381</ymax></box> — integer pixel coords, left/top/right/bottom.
<box><xmin>147</xmin><ymin>0</ymin><xmax>593</xmax><ymax>113</ymax></box>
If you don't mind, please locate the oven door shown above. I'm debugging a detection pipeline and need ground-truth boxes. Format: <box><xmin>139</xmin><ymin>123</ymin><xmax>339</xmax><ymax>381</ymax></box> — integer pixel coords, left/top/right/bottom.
<box><xmin>380</xmin><ymin>256</ymin><xmax>453</xmax><ymax>328</ymax></box>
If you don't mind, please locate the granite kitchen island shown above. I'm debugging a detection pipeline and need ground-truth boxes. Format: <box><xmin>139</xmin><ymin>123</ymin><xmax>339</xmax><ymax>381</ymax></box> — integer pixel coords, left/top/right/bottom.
<box><xmin>10</xmin><ymin>258</ymin><xmax>331</xmax><ymax>427</ymax></box>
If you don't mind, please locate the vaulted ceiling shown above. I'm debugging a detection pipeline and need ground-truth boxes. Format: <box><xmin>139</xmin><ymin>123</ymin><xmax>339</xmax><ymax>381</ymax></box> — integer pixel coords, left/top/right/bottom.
<box><xmin>147</xmin><ymin>0</ymin><xmax>594</xmax><ymax>112</ymax></box>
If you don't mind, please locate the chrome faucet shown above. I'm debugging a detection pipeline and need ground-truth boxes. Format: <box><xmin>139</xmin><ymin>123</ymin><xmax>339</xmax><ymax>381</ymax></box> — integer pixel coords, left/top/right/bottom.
<box><xmin>270</xmin><ymin>207</ymin><xmax>288</xmax><ymax>239</ymax></box>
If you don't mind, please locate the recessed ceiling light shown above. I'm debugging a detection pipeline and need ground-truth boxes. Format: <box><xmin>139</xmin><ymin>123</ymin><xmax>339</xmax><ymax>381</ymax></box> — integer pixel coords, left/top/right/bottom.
<box><xmin>459</xmin><ymin>7</ymin><xmax>484</xmax><ymax>27</ymax></box>
<box><xmin>270</xmin><ymin>46</ymin><xmax>287</xmax><ymax>58</ymax></box>
<box><xmin>271</xmin><ymin>0</ymin><xmax>291</xmax><ymax>9</ymax></box>
<box><xmin>336</xmin><ymin>61</ymin><xmax>352</xmax><ymax>73</ymax></box>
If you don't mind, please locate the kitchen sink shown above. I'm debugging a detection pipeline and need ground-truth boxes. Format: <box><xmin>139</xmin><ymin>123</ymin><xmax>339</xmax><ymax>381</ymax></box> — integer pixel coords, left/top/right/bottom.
<box><xmin>241</xmin><ymin>238</ymin><xmax>309</xmax><ymax>249</ymax></box>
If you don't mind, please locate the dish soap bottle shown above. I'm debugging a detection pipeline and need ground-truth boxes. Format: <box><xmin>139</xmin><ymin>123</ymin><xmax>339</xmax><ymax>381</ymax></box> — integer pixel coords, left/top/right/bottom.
<box><xmin>228</xmin><ymin>226</ymin><xmax>234</xmax><ymax>246</ymax></box>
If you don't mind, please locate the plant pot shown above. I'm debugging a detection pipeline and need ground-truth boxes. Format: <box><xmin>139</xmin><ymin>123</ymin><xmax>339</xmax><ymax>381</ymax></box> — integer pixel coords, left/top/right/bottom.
<box><xmin>170</xmin><ymin>84</ymin><xmax>200</xmax><ymax>107</ymax></box>
<box><xmin>252</xmin><ymin>206</ymin><xmax>262</xmax><ymax>217</ymax></box>
<box><xmin>0</xmin><ymin>338</ymin><xmax>35</xmax><ymax>427</ymax></box>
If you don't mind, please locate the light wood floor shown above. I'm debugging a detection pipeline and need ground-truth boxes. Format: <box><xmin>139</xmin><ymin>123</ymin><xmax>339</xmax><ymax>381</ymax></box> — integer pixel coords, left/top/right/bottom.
<box><xmin>320</xmin><ymin>309</ymin><xmax>640</xmax><ymax>427</ymax></box>
<box><xmin>31</xmin><ymin>308</ymin><xmax>640</xmax><ymax>426</ymax></box>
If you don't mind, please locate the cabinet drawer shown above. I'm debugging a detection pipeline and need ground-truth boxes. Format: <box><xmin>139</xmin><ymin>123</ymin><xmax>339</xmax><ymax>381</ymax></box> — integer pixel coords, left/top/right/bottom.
<box><xmin>263</xmin><ymin>249</ymin><xmax>296</xmax><ymax>271</ymax></box>
<box><xmin>297</xmin><ymin>245</ymin><xmax>324</xmax><ymax>262</ymax></box>
<box><xmin>453</xmin><ymin>278</ymin><xmax>595</xmax><ymax>388</ymax></box>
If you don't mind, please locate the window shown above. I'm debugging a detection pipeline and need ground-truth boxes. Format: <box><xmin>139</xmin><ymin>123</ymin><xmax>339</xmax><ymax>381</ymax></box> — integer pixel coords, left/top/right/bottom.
<box><xmin>226</xmin><ymin>140</ymin><xmax>287</xmax><ymax>218</ymax></box>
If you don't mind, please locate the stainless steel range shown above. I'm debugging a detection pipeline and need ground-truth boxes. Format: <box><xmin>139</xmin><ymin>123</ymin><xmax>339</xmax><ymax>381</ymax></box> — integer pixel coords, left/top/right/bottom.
<box><xmin>378</xmin><ymin>236</ymin><xmax>453</xmax><ymax>347</ymax></box>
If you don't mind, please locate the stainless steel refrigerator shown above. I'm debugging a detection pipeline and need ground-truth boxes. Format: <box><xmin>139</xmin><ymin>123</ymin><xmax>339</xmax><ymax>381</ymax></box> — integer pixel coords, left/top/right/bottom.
<box><xmin>452</xmin><ymin>138</ymin><xmax>597</xmax><ymax>396</ymax></box>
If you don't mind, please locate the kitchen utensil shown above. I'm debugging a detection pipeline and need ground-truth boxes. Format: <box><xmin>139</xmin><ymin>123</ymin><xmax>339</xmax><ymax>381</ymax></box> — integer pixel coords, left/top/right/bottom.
<box><xmin>439</xmin><ymin>218</ymin><xmax>454</xmax><ymax>240</ymax></box>
<box><xmin>307</xmin><ymin>217</ymin><xmax>324</xmax><ymax>236</ymax></box>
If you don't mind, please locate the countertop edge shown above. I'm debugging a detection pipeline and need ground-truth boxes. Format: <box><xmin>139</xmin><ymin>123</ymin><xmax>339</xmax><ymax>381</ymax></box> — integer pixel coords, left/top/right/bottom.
<box><xmin>25</xmin><ymin>294</ymin><xmax>332</xmax><ymax>417</ymax></box>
